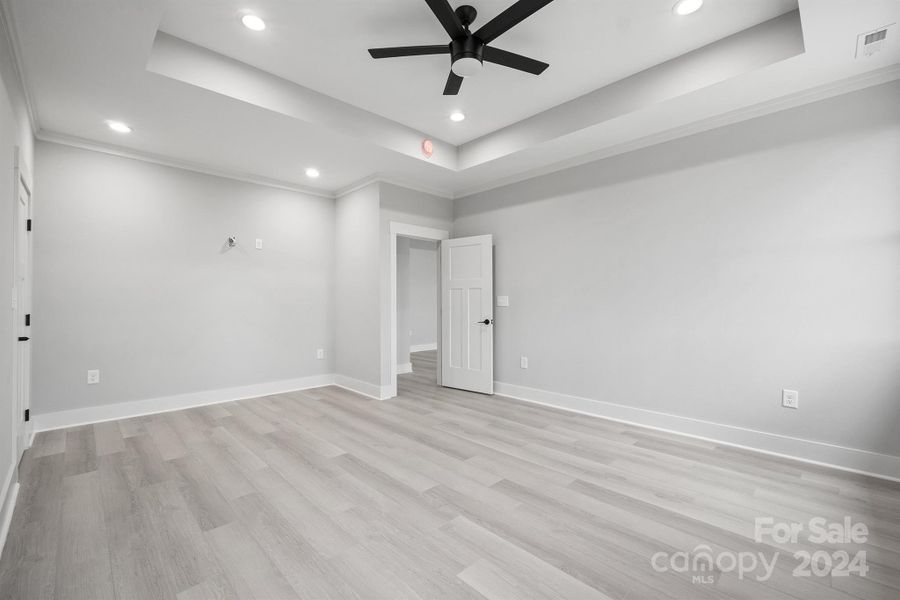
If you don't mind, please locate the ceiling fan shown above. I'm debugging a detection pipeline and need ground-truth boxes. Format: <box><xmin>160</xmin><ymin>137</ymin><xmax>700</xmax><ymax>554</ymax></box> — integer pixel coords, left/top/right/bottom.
<box><xmin>368</xmin><ymin>0</ymin><xmax>556</xmax><ymax>95</ymax></box>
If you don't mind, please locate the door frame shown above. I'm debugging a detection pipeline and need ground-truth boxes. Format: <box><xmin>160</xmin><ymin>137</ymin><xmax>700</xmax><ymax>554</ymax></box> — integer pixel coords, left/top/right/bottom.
<box><xmin>11</xmin><ymin>146</ymin><xmax>33</xmax><ymax>460</ymax></box>
<box><xmin>388</xmin><ymin>222</ymin><xmax>449</xmax><ymax>399</ymax></box>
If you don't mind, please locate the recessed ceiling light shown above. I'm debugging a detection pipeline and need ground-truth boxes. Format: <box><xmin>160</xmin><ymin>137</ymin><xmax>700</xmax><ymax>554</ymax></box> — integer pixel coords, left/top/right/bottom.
<box><xmin>449</xmin><ymin>111</ymin><xmax>466</xmax><ymax>122</ymax></box>
<box><xmin>241</xmin><ymin>14</ymin><xmax>266</xmax><ymax>31</ymax></box>
<box><xmin>106</xmin><ymin>120</ymin><xmax>132</xmax><ymax>133</ymax></box>
<box><xmin>672</xmin><ymin>0</ymin><xmax>703</xmax><ymax>16</ymax></box>
<box><xmin>305</xmin><ymin>167</ymin><xmax>320</xmax><ymax>178</ymax></box>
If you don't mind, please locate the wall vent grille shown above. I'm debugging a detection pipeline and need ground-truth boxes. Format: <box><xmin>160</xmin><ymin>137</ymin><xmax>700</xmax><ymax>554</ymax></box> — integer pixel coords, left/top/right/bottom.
<box><xmin>857</xmin><ymin>24</ymin><xmax>894</xmax><ymax>58</ymax></box>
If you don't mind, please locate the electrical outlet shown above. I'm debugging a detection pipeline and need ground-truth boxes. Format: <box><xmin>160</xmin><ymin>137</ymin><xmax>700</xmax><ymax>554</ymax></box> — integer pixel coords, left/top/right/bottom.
<box><xmin>782</xmin><ymin>389</ymin><xmax>799</xmax><ymax>409</ymax></box>
<box><xmin>87</xmin><ymin>369</ymin><xmax>100</xmax><ymax>385</ymax></box>
<box><xmin>497</xmin><ymin>296</ymin><xmax>509</xmax><ymax>307</ymax></box>
<box><xmin>520</xmin><ymin>356</ymin><xmax>528</xmax><ymax>369</ymax></box>
<box><xmin>255</xmin><ymin>239</ymin><xmax>263</xmax><ymax>250</ymax></box>
<box><xmin>316</xmin><ymin>349</ymin><xmax>325</xmax><ymax>360</ymax></box>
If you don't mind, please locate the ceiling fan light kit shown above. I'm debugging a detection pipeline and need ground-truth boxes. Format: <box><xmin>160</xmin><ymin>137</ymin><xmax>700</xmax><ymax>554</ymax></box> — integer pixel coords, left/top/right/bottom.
<box><xmin>368</xmin><ymin>0</ymin><xmax>555</xmax><ymax>95</ymax></box>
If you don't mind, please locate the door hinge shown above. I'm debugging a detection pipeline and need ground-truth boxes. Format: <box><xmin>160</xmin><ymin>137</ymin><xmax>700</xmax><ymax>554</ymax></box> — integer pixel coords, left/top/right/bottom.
<box><xmin>24</xmin><ymin>409</ymin><xmax>29</xmax><ymax>422</ymax></box>
<box><xmin>26</xmin><ymin>219</ymin><xmax>32</xmax><ymax>232</ymax></box>
<box><xmin>25</xmin><ymin>313</ymin><xmax>30</xmax><ymax>327</ymax></box>
<box><xmin>17</xmin><ymin>336</ymin><xmax>29</xmax><ymax>342</ymax></box>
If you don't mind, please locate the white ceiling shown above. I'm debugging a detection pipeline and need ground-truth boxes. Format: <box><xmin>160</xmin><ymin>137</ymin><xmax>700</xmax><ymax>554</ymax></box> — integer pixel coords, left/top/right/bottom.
<box><xmin>157</xmin><ymin>0</ymin><xmax>798</xmax><ymax>145</ymax></box>
<box><xmin>4</xmin><ymin>0</ymin><xmax>900</xmax><ymax>197</ymax></box>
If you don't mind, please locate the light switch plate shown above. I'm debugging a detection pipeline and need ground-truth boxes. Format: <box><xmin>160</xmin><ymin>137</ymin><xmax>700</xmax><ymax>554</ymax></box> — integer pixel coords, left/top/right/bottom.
<box><xmin>497</xmin><ymin>296</ymin><xmax>509</xmax><ymax>307</ymax></box>
<box><xmin>87</xmin><ymin>369</ymin><xmax>100</xmax><ymax>385</ymax></box>
<box><xmin>782</xmin><ymin>389</ymin><xmax>799</xmax><ymax>409</ymax></box>
<box><xmin>520</xmin><ymin>356</ymin><xmax>528</xmax><ymax>369</ymax></box>
<box><xmin>316</xmin><ymin>349</ymin><xmax>325</xmax><ymax>360</ymax></box>
<box><xmin>255</xmin><ymin>239</ymin><xmax>263</xmax><ymax>250</ymax></box>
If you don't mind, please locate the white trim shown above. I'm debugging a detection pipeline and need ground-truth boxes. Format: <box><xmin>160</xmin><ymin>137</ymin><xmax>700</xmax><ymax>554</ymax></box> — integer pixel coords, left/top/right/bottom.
<box><xmin>33</xmin><ymin>374</ymin><xmax>335</xmax><ymax>432</ymax></box>
<box><xmin>336</xmin><ymin>173</ymin><xmax>452</xmax><ymax>200</ymax></box>
<box><xmin>389</xmin><ymin>222</ymin><xmax>449</xmax><ymax>400</ymax></box>
<box><xmin>333</xmin><ymin>375</ymin><xmax>391</xmax><ymax>401</ymax></box>
<box><xmin>453</xmin><ymin>64</ymin><xmax>900</xmax><ymax>199</ymax></box>
<box><xmin>36</xmin><ymin>131</ymin><xmax>335</xmax><ymax>199</ymax></box>
<box><xmin>494</xmin><ymin>382</ymin><xmax>900</xmax><ymax>483</ymax></box>
<box><xmin>0</xmin><ymin>465</ymin><xmax>19</xmax><ymax>559</ymax></box>
<box><xmin>0</xmin><ymin>0</ymin><xmax>39</xmax><ymax>133</ymax></box>
<box><xmin>396</xmin><ymin>363</ymin><xmax>413</xmax><ymax>375</ymax></box>
<box><xmin>410</xmin><ymin>343</ymin><xmax>438</xmax><ymax>353</ymax></box>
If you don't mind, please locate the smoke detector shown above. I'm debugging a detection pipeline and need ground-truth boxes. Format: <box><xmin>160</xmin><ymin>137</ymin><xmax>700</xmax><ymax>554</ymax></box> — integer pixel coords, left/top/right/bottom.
<box><xmin>856</xmin><ymin>24</ymin><xmax>894</xmax><ymax>58</ymax></box>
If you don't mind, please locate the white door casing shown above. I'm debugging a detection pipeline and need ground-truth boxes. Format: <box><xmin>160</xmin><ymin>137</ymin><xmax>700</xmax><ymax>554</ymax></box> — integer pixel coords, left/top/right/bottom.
<box><xmin>441</xmin><ymin>235</ymin><xmax>493</xmax><ymax>394</ymax></box>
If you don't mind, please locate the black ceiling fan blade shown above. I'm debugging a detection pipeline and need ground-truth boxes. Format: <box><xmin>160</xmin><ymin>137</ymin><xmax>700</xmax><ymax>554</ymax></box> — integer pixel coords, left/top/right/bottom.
<box><xmin>368</xmin><ymin>45</ymin><xmax>450</xmax><ymax>59</ymax></box>
<box><xmin>424</xmin><ymin>0</ymin><xmax>467</xmax><ymax>39</ymax></box>
<box><xmin>443</xmin><ymin>71</ymin><xmax>463</xmax><ymax>95</ymax></box>
<box><xmin>474</xmin><ymin>0</ymin><xmax>556</xmax><ymax>44</ymax></box>
<box><xmin>483</xmin><ymin>46</ymin><xmax>548</xmax><ymax>75</ymax></box>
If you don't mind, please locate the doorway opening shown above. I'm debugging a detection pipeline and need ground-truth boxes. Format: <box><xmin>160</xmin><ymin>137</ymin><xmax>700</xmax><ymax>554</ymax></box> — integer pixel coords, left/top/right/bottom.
<box><xmin>388</xmin><ymin>222</ymin><xmax>448</xmax><ymax>399</ymax></box>
<box><xmin>396</xmin><ymin>236</ymin><xmax>439</xmax><ymax>392</ymax></box>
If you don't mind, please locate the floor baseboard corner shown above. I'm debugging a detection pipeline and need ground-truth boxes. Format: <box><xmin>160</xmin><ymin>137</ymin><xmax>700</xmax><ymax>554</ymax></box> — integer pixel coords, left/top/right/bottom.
<box><xmin>32</xmin><ymin>373</ymin><xmax>336</xmax><ymax>432</ymax></box>
<box><xmin>493</xmin><ymin>381</ymin><xmax>900</xmax><ymax>483</ymax></box>
<box><xmin>410</xmin><ymin>343</ymin><xmax>437</xmax><ymax>353</ymax></box>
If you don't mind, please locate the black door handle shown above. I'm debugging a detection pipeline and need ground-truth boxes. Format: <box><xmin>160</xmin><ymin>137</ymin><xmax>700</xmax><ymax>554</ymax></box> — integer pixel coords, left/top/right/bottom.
<box><xmin>17</xmin><ymin>336</ymin><xmax>29</xmax><ymax>342</ymax></box>
<box><xmin>476</xmin><ymin>319</ymin><xmax>493</xmax><ymax>325</ymax></box>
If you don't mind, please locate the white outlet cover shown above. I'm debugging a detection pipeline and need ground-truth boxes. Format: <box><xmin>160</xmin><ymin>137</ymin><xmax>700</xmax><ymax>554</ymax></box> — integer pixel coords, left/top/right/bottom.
<box><xmin>520</xmin><ymin>356</ymin><xmax>528</xmax><ymax>369</ymax></box>
<box><xmin>497</xmin><ymin>296</ymin><xmax>510</xmax><ymax>307</ymax></box>
<box><xmin>255</xmin><ymin>239</ymin><xmax>263</xmax><ymax>250</ymax></box>
<box><xmin>316</xmin><ymin>349</ymin><xmax>325</xmax><ymax>359</ymax></box>
<box><xmin>782</xmin><ymin>389</ymin><xmax>799</xmax><ymax>409</ymax></box>
<box><xmin>87</xmin><ymin>369</ymin><xmax>100</xmax><ymax>384</ymax></box>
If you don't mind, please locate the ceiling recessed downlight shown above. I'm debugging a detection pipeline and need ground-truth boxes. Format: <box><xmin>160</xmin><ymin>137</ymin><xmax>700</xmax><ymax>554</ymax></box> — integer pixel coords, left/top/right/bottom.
<box><xmin>673</xmin><ymin>0</ymin><xmax>703</xmax><ymax>16</ymax></box>
<box><xmin>241</xmin><ymin>14</ymin><xmax>266</xmax><ymax>31</ymax></box>
<box><xmin>449</xmin><ymin>111</ymin><xmax>466</xmax><ymax>122</ymax></box>
<box><xmin>305</xmin><ymin>167</ymin><xmax>320</xmax><ymax>178</ymax></box>
<box><xmin>106</xmin><ymin>120</ymin><xmax>132</xmax><ymax>133</ymax></box>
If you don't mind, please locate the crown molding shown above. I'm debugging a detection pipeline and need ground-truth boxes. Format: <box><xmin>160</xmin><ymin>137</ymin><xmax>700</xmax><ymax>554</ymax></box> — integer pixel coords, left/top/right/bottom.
<box><xmin>0</xmin><ymin>0</ymin><xmax>39</xmax><ymax>134</ymax></box>
<box><xmin>36</xmin><ymin>131</ymin><xmax>456</xmax><ymax>202</ymax></box>
<box><xmin>336</xmin><ymin>173</ymin><xmax>453</xmax><ymax>200</ymax></box>
<box><xmin>453</xmin><ymin>63</ymin><xmax>900</xmax><ymax>199</ymax></box>
<box><xmin>31</xmin><ymin>63</ymin><xmax>900</xmax><ymax>204</ymax></box>
<box><xmin>36</xmin><ymin>130</ymin><xmax>337</xmax><ymax>199</ymax></box>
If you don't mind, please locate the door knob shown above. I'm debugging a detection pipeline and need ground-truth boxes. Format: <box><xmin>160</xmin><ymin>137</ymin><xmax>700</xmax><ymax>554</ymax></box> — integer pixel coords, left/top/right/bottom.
<box><xmin>477</xmin><ymin>319</ymin><xmax>493</xmax><ymax>325</ymax></box>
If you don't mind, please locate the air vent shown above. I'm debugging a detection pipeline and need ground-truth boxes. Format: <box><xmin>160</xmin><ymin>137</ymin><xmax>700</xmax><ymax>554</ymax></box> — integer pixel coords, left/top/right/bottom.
<box><xmin>856</xmin><ymin>24</ymin><xmax>894</xmax><ymax>58</ymax></box>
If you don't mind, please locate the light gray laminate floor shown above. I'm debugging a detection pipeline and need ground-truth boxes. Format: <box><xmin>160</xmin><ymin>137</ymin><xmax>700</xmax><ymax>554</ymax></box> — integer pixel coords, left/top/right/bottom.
<box><xmin>1</xmin><ymin>350</ymin><xmax>899</xmax><ymax>600</ymax></box>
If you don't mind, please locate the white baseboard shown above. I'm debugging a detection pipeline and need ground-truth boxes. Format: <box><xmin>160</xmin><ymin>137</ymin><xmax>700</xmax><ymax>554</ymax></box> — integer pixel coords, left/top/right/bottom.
<box><xmin>410</xmin><ymin>343</ymin><xmax>437</xmax><ymax>353</ymax></box>
<box><xmin>33</xmin><ymin>374</ymin><xmax>336</xmax><ymax>432</ymax></box>
<box><xmin>0</xmin><ymin>465</ymin><xmax>19</xmax><ymax>559</ymax></box>
<box><xmin>494</xmin><ymin>381</ymin><xmax>900</xmax><ymax>483</ymax></box>
<box><xmin>396</xmin><ymin>362</ymin><xmax>413</xmax><ymax>375</ymax></box>
<box><xmin>333</xmin><ymin>375</ymin><xmax>392</xmax><ymax>401</ymax></box>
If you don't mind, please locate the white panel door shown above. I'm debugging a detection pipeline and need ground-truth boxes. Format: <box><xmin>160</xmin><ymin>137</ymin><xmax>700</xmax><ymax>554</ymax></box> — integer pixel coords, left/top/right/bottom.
<box><xmin>441</xmin><ymin>235</ymin><xmax>493</xmax><ymax>394</ymax></box>
<box><xmin>14</xmin><ymin>174</ymin><xmax>32</xmax><ymax>459</ymax></box>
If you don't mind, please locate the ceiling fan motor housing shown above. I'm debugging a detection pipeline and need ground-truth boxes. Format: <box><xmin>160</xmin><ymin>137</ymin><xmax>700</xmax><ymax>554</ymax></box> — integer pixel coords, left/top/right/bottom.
<box><xmin>450</xmin><ymin>36</ymin><xmax>484</xmax><ymax>76</ymax></box>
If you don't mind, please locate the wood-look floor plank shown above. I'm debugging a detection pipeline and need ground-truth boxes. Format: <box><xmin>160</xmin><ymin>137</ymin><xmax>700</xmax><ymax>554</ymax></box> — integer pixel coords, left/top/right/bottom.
<box><xmin>55</xmin><ymin>471</ymin><xmax>115</xmax><ymax>600</ymax></box>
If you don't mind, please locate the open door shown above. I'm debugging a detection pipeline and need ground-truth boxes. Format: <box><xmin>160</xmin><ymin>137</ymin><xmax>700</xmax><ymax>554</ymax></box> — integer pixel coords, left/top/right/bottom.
<box><xmin>440</xmin><ymin>235</ymin><xmax>493</xmax><ymax>394</ymax></box>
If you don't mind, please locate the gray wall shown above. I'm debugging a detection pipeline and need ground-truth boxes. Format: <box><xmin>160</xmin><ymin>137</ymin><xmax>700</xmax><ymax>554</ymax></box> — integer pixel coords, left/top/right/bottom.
<box><xmin>454</xmin><ymin>81</ymin><xmax>900</xmax><ymax>457</ymax></box>
<box><xmin>33</xmin><ymin>142</ymin><xmax>335</xmax><ymax>414</ymax></box>
<box><xmin>396</xmin><ymin>236</ymin><xmax>411</xmax><ymax>365</ymax></box>
<box><xmin>334</xmin><ymin>182</ymin><xmax>381</xmax><ymax>386</ymax></box>
<box><xmin>408</xmin><ymin>239</ymin><xmax>437</xmax><ymax>349</ymax></box>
